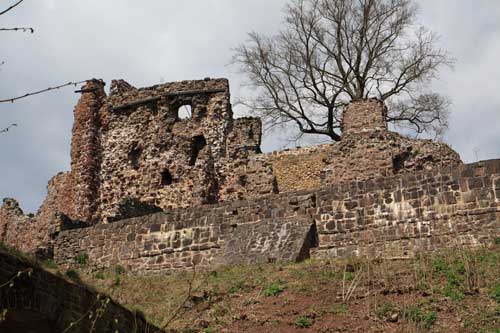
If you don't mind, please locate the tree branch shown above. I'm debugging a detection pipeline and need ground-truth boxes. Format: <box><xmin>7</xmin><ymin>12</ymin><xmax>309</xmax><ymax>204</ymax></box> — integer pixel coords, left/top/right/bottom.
<box><xmin>0</xmin><ymin>124</ymin><xmax>18</xmax><ymax>134</ymax></box>
<box><xmin>0</xmin><ymin>81</ymin><xmax>87</xmax><ymax>104</ymax></box>
<box><xmin>0</xmin><ymin>0</ymin><xmax>25</xmax><ymax>16</ymax></box>
<box><xmin>0</xmin><ymin>27</ymin><xmax>34</xmax><ymax>33</ymax></box>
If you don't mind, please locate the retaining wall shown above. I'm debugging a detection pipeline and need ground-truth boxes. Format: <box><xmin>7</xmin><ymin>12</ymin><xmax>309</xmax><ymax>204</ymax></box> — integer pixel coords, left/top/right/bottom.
<box><xmin>54</xmin><ymin>193</ymin><xmax>317</xmax><ymax>273</ymax></box>
<box><xmin>53</xmin><ymin>160</ymin><xmax>500</xmax><ymax>273</ymax></box>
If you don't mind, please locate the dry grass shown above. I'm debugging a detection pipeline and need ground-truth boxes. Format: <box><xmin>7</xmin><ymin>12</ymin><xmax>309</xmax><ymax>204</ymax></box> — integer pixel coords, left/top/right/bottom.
<box><xmin>67</xmin><ymin>244</ymin><xmax>500</xmax><ymax>333</ymax></box>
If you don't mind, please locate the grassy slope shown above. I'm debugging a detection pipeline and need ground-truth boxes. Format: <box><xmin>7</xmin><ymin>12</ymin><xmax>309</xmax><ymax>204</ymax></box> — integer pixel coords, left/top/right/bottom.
<box><xmin>48</xmin><ymin>243</ymin><xmax>500</xmax><ymax>333</ymax></box>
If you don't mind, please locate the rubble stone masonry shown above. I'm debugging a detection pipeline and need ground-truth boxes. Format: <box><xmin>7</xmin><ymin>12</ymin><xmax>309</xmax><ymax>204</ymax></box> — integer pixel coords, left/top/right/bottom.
<box><xmin>2</xmin><ymin>78</ymin><xmax>494</xmax><ymax>273</ymax></box>
<box><xmin>53</xmin><ymin>160</ymin><xmax>500</xmax><ymax>273</ymax></box>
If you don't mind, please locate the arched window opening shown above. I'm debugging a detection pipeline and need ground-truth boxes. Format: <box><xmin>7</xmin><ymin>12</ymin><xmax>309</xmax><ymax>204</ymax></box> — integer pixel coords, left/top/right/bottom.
<box><xmin>189</xmin><ymin>135</ymin><xmax>207</xmax><ymax>166</ymax></box>
<box><xmin>178</xmin><ymin>104</ymin><xmax>192</xmax><ymax>120</ymax></box>
<box><xmin>161</xmin><ymin>169</ymin><xmax>173</xmax><ymax>186</ymax></box>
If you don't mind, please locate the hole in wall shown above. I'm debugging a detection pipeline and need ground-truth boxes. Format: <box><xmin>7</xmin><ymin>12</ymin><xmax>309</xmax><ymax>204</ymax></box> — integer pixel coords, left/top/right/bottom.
<box><xmin>392</xmin><ymin>150</ymin><xmax>412</xmax><ymax>175</ymax></box>
<box><xmin>161</xmin><ymin>169</ymin><xmax>173</xmax><ymax>186</ymax></box>
<box><xmin>178</xmin><ymin>104</ymin><xmax>192</xmax><ymax>120</ymax></box>
<box><xmin>189</xmin><ymin>135</ymin><xmax>207</xmax><ymax>166</ymax></box>
<box><xmin>128</xmin><ymin>144</ymin><xmax>142</xmax><ymax>170</ymax></box>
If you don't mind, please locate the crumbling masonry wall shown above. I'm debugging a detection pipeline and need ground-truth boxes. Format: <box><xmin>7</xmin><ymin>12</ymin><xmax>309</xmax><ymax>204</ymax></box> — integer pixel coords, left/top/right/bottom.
<box><xmin>53</xmin><ymin>160</ymin><xmax>500</xmax><ymax>273</ymax></box>
<box><xmin>1</xmin><ymin>80</ymin><xmax>466</xmax><ymax>260</ymax></box>
<box><xmin>89</xmin><ymin>78</ymin><xmax>277</xmax><ymax>222</ymax></box>
<box><xmin>54</xmin><ymin>193</ymin><xmax>317</xmax><ymax>273</ymax></box>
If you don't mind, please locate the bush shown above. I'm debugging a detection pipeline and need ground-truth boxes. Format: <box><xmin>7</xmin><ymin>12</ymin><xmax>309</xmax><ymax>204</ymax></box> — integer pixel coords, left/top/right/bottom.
<box><xmin>41</xmin><ymin>259</ymin><xmax>58</xmax><ymax>270</ymax></box>
<box><xmin>489</xmin><ymin>284</ymin><xmax>500</xmax><ymax>303</ymax></box>
<box><xmin>263</xmin><ymin>281</ymin><xmax>285</xmax><ymax>297</ymax></box>
<box><xmin>403</xmin><ymin>306</ymin><xmax>437</xmax><ymax>330</ymax></box>
<box><xmin>295</xmin><ymin>316</ymin><xmax>312</xmax><ymax>328</ymax></box>
<box><xmin>75</xmin><ymin>252</ymin><xmax>88</xmax><ymax>266</ymax></box>
<box><xmin>114</xmin><ymin>265</ymin><xmax>126</xmax><ymax>275</ymax></box>
<box><xmin>375</xmin><ymin>302</ymin><xmax>394</xmax><ymax>319</ymax></box>
<box><xmin>65</xmin><ymin>269</ymin><xmax>80</xmax><ymax>282</ymax></box>
<box><xmin>442</xmin><ymin>284</ymin><xmax>465</xmax><ymax>301</ymax></box>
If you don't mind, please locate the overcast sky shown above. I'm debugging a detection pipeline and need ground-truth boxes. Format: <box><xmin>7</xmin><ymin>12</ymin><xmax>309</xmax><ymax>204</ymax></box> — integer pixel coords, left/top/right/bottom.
<box><xmin>1</xmin><ymin>0</ymin><xmax>499</xmax><ymax>213</ymax></box>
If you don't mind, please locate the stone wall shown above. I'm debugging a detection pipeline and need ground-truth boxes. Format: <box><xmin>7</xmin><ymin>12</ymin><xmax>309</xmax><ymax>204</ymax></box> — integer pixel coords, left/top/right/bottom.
<box><xmin>0</xmin><ymin>249</ymin><xmax>160</xmax><ymax>332</ymax></box>
<box><xmin>53</xmin><ymin>192</ymin><xmax>317</xmax><ymax>274</ymax></box>
<box><xmin>313</xmin><ymin>159</ymin><xmax>500</xmax><ymax>259</ymax></box>
<box><xmin>262</xmin><ymin>144</ymin><xmax>334</xmax><ymax>193</ymax></box>
<box><xmin>0</xmin><ymin>80</ymin><xmax>467</xmax><ymax>260</ymax></box>
<box><xmin>53</xmin><ymin>160</ymin><xmax>500</xmax><ymax>273</ymax></box>
<box><xmin>260</xmin><ymin>100</ymin><xmax>461</xmax><ymax>194</ymax></box>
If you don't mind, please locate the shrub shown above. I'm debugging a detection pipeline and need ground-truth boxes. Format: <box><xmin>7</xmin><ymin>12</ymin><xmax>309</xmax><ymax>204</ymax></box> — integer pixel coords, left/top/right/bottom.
<box><xmin>114</xmin><ymin>265</ymin><xmax>126</xmax><ymax>275</ymax></box>
<box><xmin>295</xmin><ymin>316</ymin><xmax>312</xmax><ymax>328</ymax></box>
<box><xmin>41</xmin><ymin>259</ymin><xmax>58</xmax><ymax>270</ymax></box>
<box><xmin>65</xmin><ymin>269</ymin><xmax>80</xmax><ymax>282</ymax></box>
<box><xmin>94</xmin><ymin>271</ymin><xmax>105</xmax><ymax>280</ymax></box>
<box><xmin>494</xmin><ymin>237</ymin><xmax>500</xmax><ymax>245</ymax></box>
<box><xmin>442</xmin><ymin>284</ymin><xmax>465</xmax><ymax>301</ymax></box>
<box><xmin>263</xmin><ymin>281</ymin><xmax>285</xmax><ymax>297</ymax></box>
<box><xmin>403</xmin><ymin>306</ymin><xmax>437</xmax><ymax>330</ymax></box>
<box><xmin>375</xmin><ymin>302</ymin><xmax>394</xmax><ymax>319</ymax></box>
<box><xmin>489</xmin><ymin>284</ymin><xmax>500</xmax><ymax>303</ymax></box>
<box><xmin>75</xmin><ymin>252</ymin><xmax>88</xmax><ymax>266</ymax></box>
<box><xmin>113</xmin><ymin>276</ymin><xmax>121</xmax><ymax>287</ymax></box>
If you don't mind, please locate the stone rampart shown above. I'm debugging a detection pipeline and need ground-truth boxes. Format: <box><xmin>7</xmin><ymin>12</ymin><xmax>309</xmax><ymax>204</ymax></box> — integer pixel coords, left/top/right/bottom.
<box><xmin>313</xmin><ymin>159</ymin><xmax>500</xmax><ymax>259</ymax></box>
<box><xmin>53</xmin><ymin>160</ymin><xmax>500</xmax><ymax>273</ymax></box>
<box><xmin>53</xmin><ymin>192</ymin><xmax>317</xmax><ymax>274</ymax></box>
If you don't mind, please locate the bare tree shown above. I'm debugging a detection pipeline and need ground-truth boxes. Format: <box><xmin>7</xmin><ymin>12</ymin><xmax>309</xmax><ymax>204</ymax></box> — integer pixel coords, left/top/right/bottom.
<box><xmin>234</xmin><ymin>0</ymin><xmax>453</xmax><ymax>141</ymax></box>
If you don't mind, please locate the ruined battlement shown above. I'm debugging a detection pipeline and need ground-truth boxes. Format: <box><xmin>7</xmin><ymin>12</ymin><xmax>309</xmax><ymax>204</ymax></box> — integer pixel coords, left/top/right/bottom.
<box><xmin>1</xmin><ymin>78</ymin><xmax>489</xmax><ymax>274</ymax></box>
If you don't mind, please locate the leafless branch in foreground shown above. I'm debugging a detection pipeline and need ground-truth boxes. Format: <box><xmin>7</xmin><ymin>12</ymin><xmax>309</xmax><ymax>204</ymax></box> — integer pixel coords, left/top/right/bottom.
<box><xmin>0</xmin><ymin>124</ymin><xmax>18</xmax><ymax>134</ymax></box>
<box><xmin>0</xmin><ymin>27</ymin><xmax>34</xmax><ymax>33</ymax></box>
<box><xmin>0</xmin><ymin>0</ymin><xmax>25</xmax><ymax>16</ymax></box>
<box><xmin>0</xmin><ymin>81</ymin><xmax>87</xmax><ymax>104</ymax></box>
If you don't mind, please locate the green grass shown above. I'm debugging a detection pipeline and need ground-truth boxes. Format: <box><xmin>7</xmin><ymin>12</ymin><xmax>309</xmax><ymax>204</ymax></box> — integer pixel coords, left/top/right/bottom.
<box><xmin>263</xmin><ymin>281</ymin><xmax>286</xmax><ymax>297</ymax></box>
<box><xmin>489</xmin><ymin>284</ymin><xmax>500</xmax><ymax>303</ymax></box>
<box><xmin>375</xmin><ymin>302</ymin><xmax>394</xmax><ymax>319</ymax></box>
<box><xmin>69</xmin><ymin>244</ymin><xmax>500</xmax><ymax>331</ymax></box>
<box><xmin>75</xmin><ymin>252</ymin><xmax>89</xmax><ymax>266</ymax></box>
<box><xmin>41</xmin><ymin>259</ymin><xmax>58</xmax><ymax>270</ymax></box>
<box><xmin>295</xmin><ymin>316</ymin><xmax>312</xmax><ymax>328</ymax></box>
<box><xmin>402</xmin><ymin>306</ymin><xmax>437</xmax><ymax>330</ymax></box>
<box><xmin>65</xmin><ymin>269</ymin><xmax>81</xmax><ymax>282</ymax></box>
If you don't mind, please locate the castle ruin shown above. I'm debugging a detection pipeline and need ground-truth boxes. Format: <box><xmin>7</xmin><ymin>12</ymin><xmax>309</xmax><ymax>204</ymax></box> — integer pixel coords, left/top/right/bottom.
<box><xmin>2</xmin><ymin>78</ymin><xmax>498</xmax><ymax>273</ymax></box>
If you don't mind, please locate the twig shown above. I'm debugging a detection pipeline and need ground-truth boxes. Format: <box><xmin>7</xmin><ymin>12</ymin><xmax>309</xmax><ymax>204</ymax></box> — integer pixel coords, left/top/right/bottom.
<box><xmin>0</xmin><ymin>0</ymin><xmax>25</xmax><ymax>16</ymax></box>
<box><xmin>63</xmin><ymin>295</ymin><xmax>109</xmax><ymax>332</ymax></box>
<box><xmin>0</xmin><ymin>124</ymin><xmax>17</xmax><ymax>134</ymax></box>
<box><xmin>0</xmin><ymin>27</ymin><xmax>34</xmax><ymax>33</ymax></box>
<box><xmin>161</xmin><ymin>265</ymin><xmax>197</xmax><ymax>330</ymax></box>
<box><xmin>0</xmin><ymin>81</ymin><xmax>87</xmax><ymax>103</ymax></box>
<box><xmin>342</xmin><ymin>264</ymin><xmax>364</xmax><ymax>303</ymax></box>
<box><xmin>0</xmin><ymin>268</ymin><xmax>32</xmax><ymax>289</ymax></box>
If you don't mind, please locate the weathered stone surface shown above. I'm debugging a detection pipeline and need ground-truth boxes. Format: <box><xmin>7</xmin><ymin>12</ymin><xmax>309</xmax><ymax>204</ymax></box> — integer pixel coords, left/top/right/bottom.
<box><xmin>52</xmin><ymin>160</ymin><xmax>500</xmax><ymax>272</ymax></box>
<box><xmin>3</xmin><ymin>78</ymin><xmax>488</xmax><ymax>274</ymax></box>
<box><xmin>53</xmin><ymin>193</ymin><xmax>318</xmax><ymax>274</ymax></box>
<box><xmin>0</xmin><ymin>249</ymin><xmax>160</xmax><ymax>332</ymax></box>
<box><xmin>313</xmin><ymin>160</ymin><xmax>500</xmax><ymax>259</ymax></box>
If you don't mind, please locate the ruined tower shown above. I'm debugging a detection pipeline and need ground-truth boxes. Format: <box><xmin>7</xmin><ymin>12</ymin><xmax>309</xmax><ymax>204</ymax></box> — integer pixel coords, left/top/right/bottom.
<box><xmin>70</xmin><ymin>79</ymin><xmax>106</xmax><ymax>224</ymax></box>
